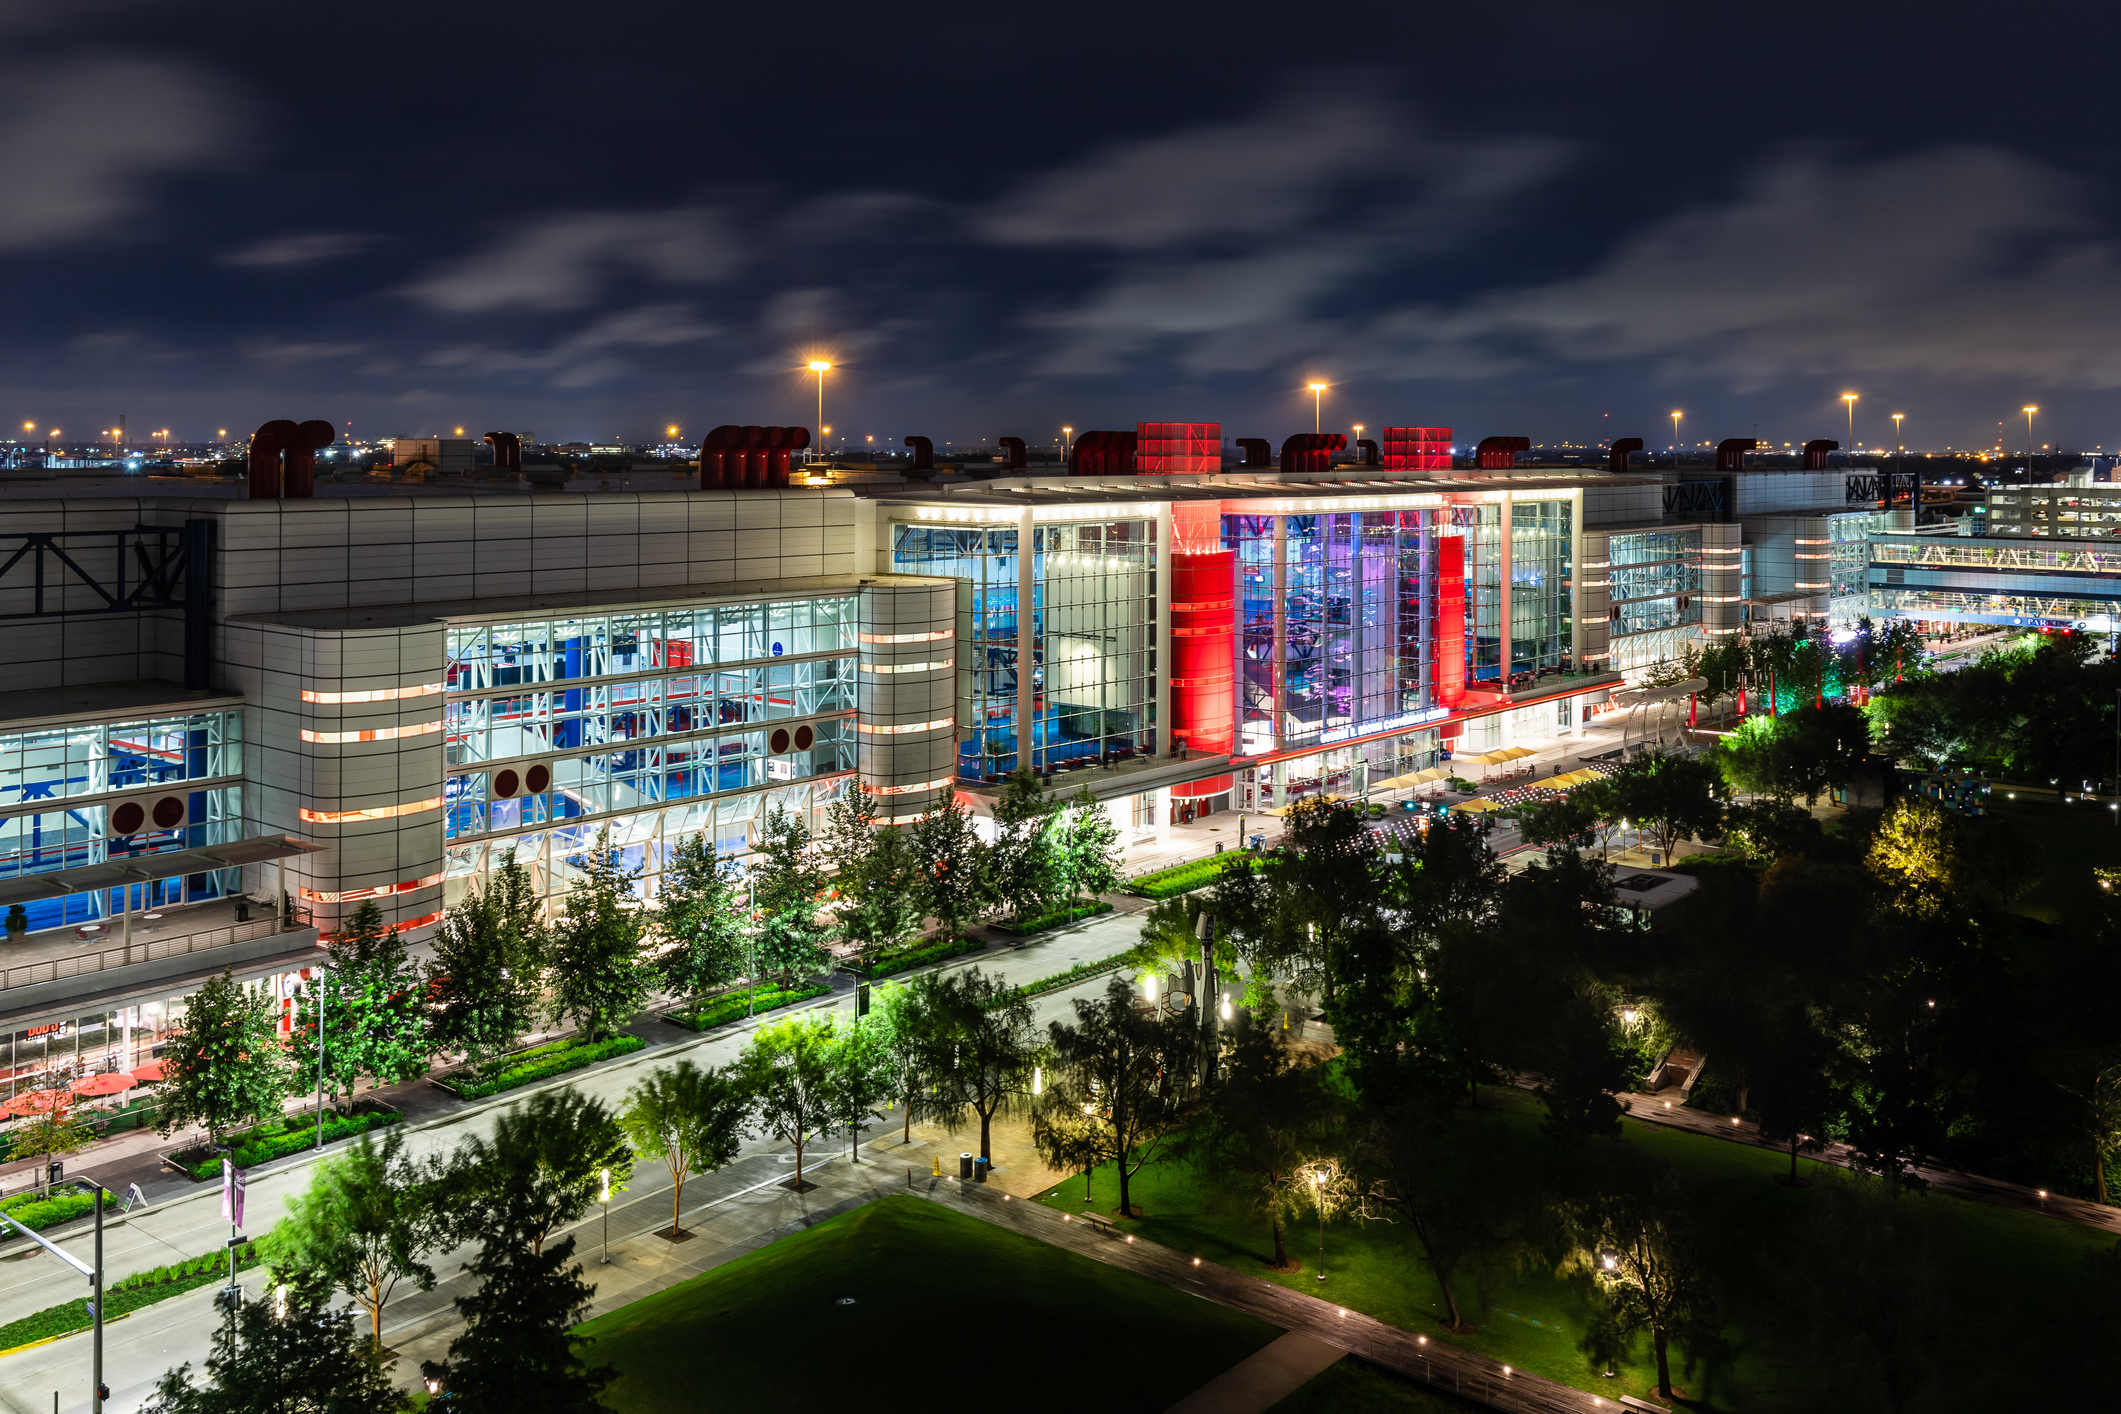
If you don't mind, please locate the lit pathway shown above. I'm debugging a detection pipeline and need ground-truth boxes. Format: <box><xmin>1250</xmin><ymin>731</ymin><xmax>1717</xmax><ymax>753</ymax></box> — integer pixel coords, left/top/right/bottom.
<box><xmin>912</xmin><ymin>1175</ymin><xmax>1619</xmax><ymax>1414</ymax></box>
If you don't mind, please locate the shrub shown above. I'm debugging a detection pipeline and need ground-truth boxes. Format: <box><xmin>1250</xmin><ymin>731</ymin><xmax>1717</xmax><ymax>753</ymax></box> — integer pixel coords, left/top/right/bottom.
<box><xmin>670</xmin><ymin>982</ymin><xmax>832</xmax><ymax>1032</ymax></box>
<box><xmin>0</xmin><ymin>1191</ymin><xmax>95</xmax><ymax>1232</ymax></box>
<box><xmin>993</xmin><ymin>900</ymin><xmax>1113</xmax><ymax>936</ymax></box>
<box><xmin>446</xmin><ymin>1035</ymin><xmax>647</xmax><ymax>1099</ymax></box>
<box><xmin>0</xmin><ymin>1243</ymin><xmax>259</xmax><ymax>1354</ymax></box>
<box><xmin>175</xmin><ymin>1106</ymin><xmax>403</xmax><ymax>1181</ymax></box>
<box><xmin>1125</xmin><ymin>856</ymin><xmax>1259</xmax><ymax>900</ymax></box>
<box><xmin>861</xmin><ymin>935</ymin><xmax>983</xmax><ymax>979</ymax></box>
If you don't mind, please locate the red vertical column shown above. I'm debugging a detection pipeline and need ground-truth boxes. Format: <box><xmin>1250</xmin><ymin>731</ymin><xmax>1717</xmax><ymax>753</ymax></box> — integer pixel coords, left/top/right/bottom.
<box><xmin>1435</xmin><ymin>534</ymin><xmax>1466</xmax><ymax>708</ymax></box>
<box><xmin>1171</xmin><ymin>551</ymin><xmax>1236</xmax><ymax>752</ymax></box>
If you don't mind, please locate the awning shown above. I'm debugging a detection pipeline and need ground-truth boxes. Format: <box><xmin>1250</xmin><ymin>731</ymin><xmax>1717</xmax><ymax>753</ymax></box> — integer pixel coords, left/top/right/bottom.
<box><xmin>1495</xmin><ymin>746</ymin><xmax>1538</xmax><ymax>762</ymax></box>
<box><xmin>0</xmin><ymin>835</ymin><xmax>326</xmax><ymax>908</ymax></box>
<box><xmin>1451</xmin><ymin>798</ymin><xmax>1500</xmax><ymax>814</ymax></box>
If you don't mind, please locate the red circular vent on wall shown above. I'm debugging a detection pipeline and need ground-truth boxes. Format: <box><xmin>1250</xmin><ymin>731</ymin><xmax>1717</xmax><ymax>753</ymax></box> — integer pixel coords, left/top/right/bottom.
<box><xmin>794</xmin><ymin>724</ymin><xmax>814</xmax><ymax>751</ymax></box>
<box><xmin>770</xmin><ymin>728</ymin><xmax>791</xmax><ymax>754</ymax></box>
<box><xmin>109</xmin><ymin>801</ymin><xmax>146</xmax><ymax>837</ymax></box>
<box><xmin>525</xmin><ymin>763</ymin><xmax>551</xmax><ymax>794</ymax></box>
<box><xmin>493</xmin><ymin>769</ymin><xmax>520</xmax><ymax>799</ymax></box>
<box><xmin>150</xmin><ymin>796</ymin><xmax>187</xmax><ymax>830</ymax></box>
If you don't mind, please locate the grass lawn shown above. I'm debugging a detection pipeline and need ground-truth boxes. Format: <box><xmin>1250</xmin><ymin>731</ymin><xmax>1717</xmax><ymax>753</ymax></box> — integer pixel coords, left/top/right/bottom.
<box><xmin>1034</xmin><ymin>1087</ymin><xmax>2113</xmax><ymax>1411</ymax></box>
<box><xmin>576</xmin><ymin>1195</ymin><xmax>1282</xmax><ymax>1414</ymax></box>
<box><xmin>1988</xmin><ymin>794</ymin><xmax>2121</xmax><ymax>922</ymax></box>
<box><xmin>1269</xmin><ymin>1357</ymin><xmax>1487</xmax><ymax>1413</ymax></box>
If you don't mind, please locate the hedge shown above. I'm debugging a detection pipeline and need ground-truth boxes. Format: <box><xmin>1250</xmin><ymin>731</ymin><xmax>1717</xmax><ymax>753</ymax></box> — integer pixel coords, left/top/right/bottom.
<box><xmin>668</xmin><ymin>982</ymin><xmax>831</xmax><ymax>1033</ymax></box>
<box><xmin>174</xmin><ymin>1104</ymin><xmax>403</xmax><ymax>1180</ymax></box>
<box><xmin>0</xmin><ymin>1242</ymin><xmax>260</xmax><ymax>1354</ymax></box>
<box><xmin>444</xmin><ymin>1035</ymin><xmax>647</xmax><ymax>1099</ymax></box>
<box><xmin>0</xmin><ymin>1190</ymin><xmax>96</xmax><ymax>1233</ymax></box>
<box><xmin>1125</xmin><ymin>855</ymin><xmax>1257</xmax><ymax>900</ymax></box>
<box><xmin>860</xmin><ymin>935</ymin><xmax>983</xmax><ymax>979</ymax></box>
<box><xmin>993</xmin><ymin>900</ymin><xmax>1114</xmax><ymax>937</ymax></box>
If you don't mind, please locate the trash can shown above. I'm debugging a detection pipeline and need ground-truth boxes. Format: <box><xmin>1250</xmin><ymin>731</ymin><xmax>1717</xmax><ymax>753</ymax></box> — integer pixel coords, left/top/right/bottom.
<box><xmin>973</xmin><ymin>1156</ymin><xmax>990</xmax><ymax>1183</ymax></box>
<box><xmin>958</xmin><ymin>1153</ymin><xmax>973</xmax><ymax>1181</ymax></box>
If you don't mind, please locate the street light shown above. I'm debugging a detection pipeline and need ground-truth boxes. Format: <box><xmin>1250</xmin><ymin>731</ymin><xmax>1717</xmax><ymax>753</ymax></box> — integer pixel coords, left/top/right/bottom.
<box><xmin>1892</xmin><ymin>412</ymin><xmax>1905</xmax><ymax>449</ymax></box>
<box><xmin>1670</xmin><ymin>411</ymin><xmax>1682</xmax><ymax>463</ymax></box>
<box><xmin>599</xmin><ymin>1166</ymin><xmax>612</xmax><ymax>1264</ymax></box>
<box><xmin>1843</xmin><ymin>393</ymin><xmax>1858</xmax><ymax>453</ymax></box>
<box><xmin>1311</xmin><ymin>1166</ymin><xmax>1328</xmax><ymax>1281</ymax></box>
<box><xmin>808</xmin><ymin>361</ymin><xmax>831</xmax><ymax>461</ymax></box>
<box><xmin>2024</xmin><ymin>405</ymin><xmax>2039</xmax><ymax>478</ymax></box>
<box><xmin>1307</xmin><ymin>383</ymin><xmax>1329</xmax><ymax>434</ymax></box>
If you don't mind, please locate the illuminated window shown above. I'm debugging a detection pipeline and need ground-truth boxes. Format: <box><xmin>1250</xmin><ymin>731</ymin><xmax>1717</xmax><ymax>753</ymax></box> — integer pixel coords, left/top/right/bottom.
<box><xmin>301</xmin><ymin>684</ymin><xmax>444</xmax><ymax>704</ymax></box>
<box><xmin>858</xmin><ymin>629</ymin><xmax>953</xmax><ymax>644</ymax></box>
<box><xmin>300</xmin><ymin>721</ymin><xmax>443</xmax><ymax>744</ymax></box>
<box><xmin>856</xmin><ymin>717</ymin><xmax>954</xmax><ymax>735</ymax></box>
<box><xmin>299</xmin><ymin>797</ymin><xmax>443</xmax><ymax>823</ymax></box>
<box><xmin>859</xmin><ymin>658</ymin><xmax>953</xmax><ymax>673</ymax></box>
<box><xmin>299</xmin><ymin>872</ymin><xmax>443</xmax><ymax>903</ymax></box>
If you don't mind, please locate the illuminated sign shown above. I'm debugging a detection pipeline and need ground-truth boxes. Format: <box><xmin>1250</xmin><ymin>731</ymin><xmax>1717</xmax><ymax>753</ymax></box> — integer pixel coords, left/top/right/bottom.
<box><xmin>1319</xmin><ymin>706</ymin><xmax>1451</xmax><ymax>745</ymax></box>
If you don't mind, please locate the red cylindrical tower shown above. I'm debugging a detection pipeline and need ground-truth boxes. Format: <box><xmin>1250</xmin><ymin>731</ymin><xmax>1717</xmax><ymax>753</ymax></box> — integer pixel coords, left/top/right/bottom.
<box><xmin>1170</xmin><ymin>551</ymin><xmax>1236</xmax><ymax>753</ymax></box>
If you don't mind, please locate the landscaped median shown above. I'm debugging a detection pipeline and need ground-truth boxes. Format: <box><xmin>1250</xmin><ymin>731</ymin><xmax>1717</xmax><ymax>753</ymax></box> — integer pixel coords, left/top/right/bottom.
<box><xmin>994</xmin><ymin>900</ymin><xmax>1113</xmax><ymax>936</ymax></box>
<box><xmin>1124</xmin><ymin>853</ymin><xmax>1260</xmax><ymax>900</ymax></box>
<box><xmin>0</xmin><ymin>1188</ymin><xmax>97</xmax><ymax>1234</ymax></box>
<box><xmin>853</xmin><ymin>933</ymin><xmax>985</xmax><ymax>979</ymax></box>
<box><xmin>169</xmin><ymin>1100</ymin><xmax>403</xmax><ymax>1181</ymax></box>
<box><xmin>436</xmin><ymin>1035</ymin><xmax>648</xmax><ymax>1100</ymax></box>
<box><xmin>0</xmin><ymin>1242</ymin><xmax>262</xmax><ymax>1357</ymax></box>
<box><xmin>663</xmin><ymin>982</ymin><xmax>832</xmax><ymax>1033</ymax></box>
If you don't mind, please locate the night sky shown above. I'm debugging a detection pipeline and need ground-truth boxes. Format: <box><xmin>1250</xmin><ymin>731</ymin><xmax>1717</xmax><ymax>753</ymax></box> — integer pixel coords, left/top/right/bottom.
<box><xmin>6</xmin><ymin>0</ymin><xmax>2120</xmax><ymax>453</ymax></box>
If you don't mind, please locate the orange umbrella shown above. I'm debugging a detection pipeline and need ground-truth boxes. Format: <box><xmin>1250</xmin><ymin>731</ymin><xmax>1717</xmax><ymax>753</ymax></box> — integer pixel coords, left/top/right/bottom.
<box><xmin>71</xmin><ymin>1073</ymin><xmax>136</xmax><ymax>1098</ymax></box>
<box><xmin>1</xmin><ymin>1090</ymin><xmax>70</xmax><ymax>1117</ymax></box>
<box><xmin>129</xmin><ymin>1060</ymin><xmax>168</xmax><ymax>1083</ymax></box>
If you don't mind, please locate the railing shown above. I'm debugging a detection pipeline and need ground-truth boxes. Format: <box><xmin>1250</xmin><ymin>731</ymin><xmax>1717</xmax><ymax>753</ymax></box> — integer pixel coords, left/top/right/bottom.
<box><xmin>0</xmin><ymin>915</ymin><xmax>315</xmax><ymax>993</ymax></box>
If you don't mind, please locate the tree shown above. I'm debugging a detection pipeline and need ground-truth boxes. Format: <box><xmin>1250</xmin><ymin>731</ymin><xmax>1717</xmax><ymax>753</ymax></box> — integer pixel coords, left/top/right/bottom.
<box><xmin>652</xmin><ymin>832</ymin><xmax>746</xmax><ymax>1005</ymax></box>
<box><xmin>545</xmin><ymin>828</ymin><xmax>652</xmax><ymax>1041</ymax></box>
<box><xmin>824</xmin><ymin>1011</ymin><xmax>890</xmax><ymax>1162</ymax></box>
<box><xmin>910</xmin><ymin>785</ymin><xmax>991</xmax><ymax>941</ymax></box>
<box><xmin>158</xmin><ymin>968</ymin><xmax>287</xmax><ymax>1145</ymax></box>
<box><xmin>989</xmin><ymin>768</ymin><xmax>1062</xmax><ymax>925</ymax></box>
<box><xmin>457</xmin><ymin>1090</ymin><xmax>633</xmax><ymax>1254</ymax></box>
<box><xmin>1569</xmin><ymin>1149</ymin><xmax>1727</xmax><ymax>1402</ymax></box>
<box><xmin>1513</xmin><ymin>792</ymin><xmax>1600</xmax><ymax>852</ymax></box>
<box><xmin>421</xmin><ymin>1233</ymin><xmax>614</xmax><ymax>1414</ymax></box>
<box><xmin>1606</xmin><ymin>750</ymin><xmax>1724</xmax><ymax>859</ymax></box>
<box><xmin>617</xmin><ymin>1060</ymin><xmax>751</xmax><ymax>1239</ymax></box>
<box><xmin>926</xmin><ymin>965</ymin><xmax>1043</xmax><ymax>1172</ymax></box>
<box><xmin>289</xmin><ymin>901</ymin><xmax>428</xmax><ymax>1115</ymax></box>
<box><xmin>1749</xmin><ymin>1005</ymin><xmax>1842</xmax><ymax>1187</ymax></box>
<box><xmin>1867</xmin><ymin>796</ymin><xmax>2034</xmax><ymax>912</ymax></box>
<box><xmin>425</xmin><ymin>849</ymin><xmax>545</xmax><ymax>1079</ymax></box>
<box><xmin>871</xmin><ymin>980</ymin><xmax>939</xmax><ymax>1145</ymax></box>
<box><xmin>1185</xmin><ymin>1021</ymin><xmax>1340</xmax><ymax>1271</ymax></box>
<box><xmin>1057</xmin><ymin>786</ymin><xmax>1122</xmax><ymax>902</ymax></box>
<box><xmin>749</xmin><ymin>804</ymin><xmax>835</xmax><ymax>986</ymax></box>
<box><xmin>740</xmin><ymin>1014</ymin><xmax>838</xmax><ymax>1189</ymax></box>
<box><xmin>266</xmin><ymin>1131</ymin><xmax>445</xmax><ymax>1352</ymax></box>
<box><xmin>142</xmin><ymin>1269</ymin><xmax>408</xmax><ymax>1414</ymax></box>
<box><xmin>1719</xmin><ymin>798</ymin><xmax>1824</xmax><ymax>862</ymax></box>
<box><xmin>825</xmin><ymin>789</ymin><xmax>925</xmax><ymax>965</ymax></box>
<box><xmin>12</xmin><ymin>1088</ymin><xmax>92</xmax><ymax>1193</ymax></box>
<box><xmin>1034</xmin><ymin>973</ymin><xmax>1195</xmax><ymax>1218</ymax></box>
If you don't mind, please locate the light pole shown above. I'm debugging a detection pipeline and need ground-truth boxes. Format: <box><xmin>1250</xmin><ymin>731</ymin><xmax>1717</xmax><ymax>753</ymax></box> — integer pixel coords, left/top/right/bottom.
<box><xmin>808</xmin><ymin>362</ymin><xmax>831</xmax><ymax>462</ymax></box>
<box><xmin>0</xmin><ymin>1184</ymin><xmax>105</xmax><ymax>1410</ymax></box>
<box><xmin>1062</xmin><ymin>426</ymin><xmax>1073</xmax><ymax>467</ymax></box>
<box><xmin>1308</xmin><ymin>383</ymin><xmax>1328</xmax><ymax>434</ymax></box>
<box><xmin>1352</xmin><ymin>423</ymin><xmax>1364</xmax><ymax>457</ymax></box>
<box><xmin>1892</xmin><ymin>412</ymin><xmax>1904</xmax><ymax>450</ymax></box>
<box><xmin>2024</xmin><ymin>405</ymin><xmax>2038</xmax><ymax>480</ymax></box>
<box><xmin>1843</xmin><ymin>393</ymin><xmax>1858</xmax><ymax>455</ymax></box>
<box><xmin>746</xmin><ymin>870</ymin><xmax>756</xmax><ymax>1018</ymax></box>
<box><xmin>599</xmin><ymin>1167</ymin><xmax>612</xmax><ymax>1264</ymax></box>
<box><xmin>1670</xmin><ymin>411</ymin><xmax>1682</xmax><ymax>464</ymax></box>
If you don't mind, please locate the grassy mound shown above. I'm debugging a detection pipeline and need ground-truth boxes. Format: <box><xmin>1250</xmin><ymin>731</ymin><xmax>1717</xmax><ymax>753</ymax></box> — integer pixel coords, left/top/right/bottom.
<box><xmin>578</xmin><ymin>1195</ymin><xmax>1280</xmax><ymax>1414</ymax></box>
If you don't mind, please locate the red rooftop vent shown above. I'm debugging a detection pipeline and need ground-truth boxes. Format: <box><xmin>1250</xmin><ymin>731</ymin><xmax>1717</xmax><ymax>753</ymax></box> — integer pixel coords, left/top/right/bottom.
<box><xmin>1279</xmin><ymin>433</ymin><xmax>1345</xmax><ymax>474</ymax></box>
<box><xmin>1475</xmin><ymin>435</ymin><xmax>1530</xmax><ymax>470</ymax></box>
<box><xmin>699</xmin><ymin>425</ymin><xmax>810</xmax><ymax>489</ymax></box>
<box><xmin>1803</xmin><ymin>439</ymin><xmax>1839</xmax><ymax>470</ymax></box>
<box><xmin>1716</xmin><ymin>438</ymin><xmax>1758</xmax><ymax>471</ymax></box>
<box><xmin>248</xmin><ymin>418</ymin><xmax>334</xmax><ymax>499</ymax></box>
<box><xmin>1235</xmin><ymin>438</ymin><xmax>1272</xmax><ymax>469</ymax></box>
<box><xmin>1607</xmin><ymin>437</ymin><xmax>1644</xmax><ymax>474</ymax></box>
<box><xmin>1069</xmin><ymin>430</ymin><xmax>1138</xmax><ymax>476</ymax></box>
<box><xmin>998</xmin><ymin>436</ymin><xmax>1027</xmax><ymax>471</ymax></box>
<box><xmin>483</xmin><ymin>432</ymin><xmax>522</xmax><ymax>475</ymax></box>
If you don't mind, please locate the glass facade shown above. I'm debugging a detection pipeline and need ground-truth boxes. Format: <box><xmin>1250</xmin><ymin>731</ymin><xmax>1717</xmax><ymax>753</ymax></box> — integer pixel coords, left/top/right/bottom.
<box><xmin>0</xmin><ymin>710</ymin><xmax>245</xmax><ymax>930</ymax></box>
<box><xmin>1607</xmin><ymin>529</ymin><xmax>1702</xmax><ymax>636</ymax></box>
<box><xmin>892</xmin><ymin>520</ymin><xmax>1156</xmax><ymax>780</ymax></box>
<box><xmin>442</xmin><ymin>601</ymin><xmax>858</xmax><ymax>907</ymax></box>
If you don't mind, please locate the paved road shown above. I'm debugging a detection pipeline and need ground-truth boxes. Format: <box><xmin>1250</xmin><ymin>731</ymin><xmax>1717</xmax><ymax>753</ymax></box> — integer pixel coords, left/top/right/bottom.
<box><xmin>0</xmin><ymin>907</ymin><xmax>1155</xmax><ymax>1414</ymax></box>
